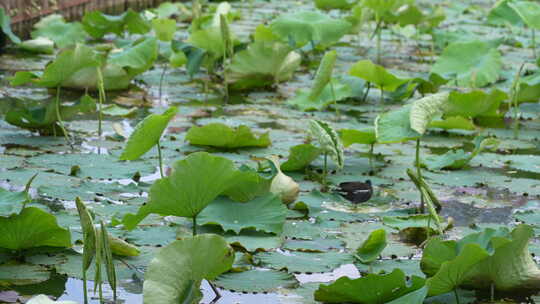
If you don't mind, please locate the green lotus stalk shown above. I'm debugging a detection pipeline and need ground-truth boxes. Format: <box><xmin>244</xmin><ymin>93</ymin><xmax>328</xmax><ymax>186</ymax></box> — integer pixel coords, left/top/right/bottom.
<box><xmin>55</xmin><ymin>86</ymin><xmax>71</xmax><ymax>147</ymax></box>
<box><xmin>96</xmin><ymin>67</ymin><xmax>106</xmax><ymax>141</ymax></box>
<box><xmin>415</xmin><ymin>139</ymin><xmax>424</xmax><ymax>213</ymax></box>
<box><xmin>76</xmin><ymin>198</ymin><xmax>95</xmax><ymax>304</ymax></box>
<box><xmin>511</xmin><ymin>63</ymin><xmax>525</xmax><ymax>139</ymax></box>
<box><xmin>100</xmin><ymin>221</ymin><xmax>117</xmax><ymax>302</ymax></box>
<box><xmin>220</xmin><ymin>14</ymin><xmax>233</xmax><ymax>104</ymax></box>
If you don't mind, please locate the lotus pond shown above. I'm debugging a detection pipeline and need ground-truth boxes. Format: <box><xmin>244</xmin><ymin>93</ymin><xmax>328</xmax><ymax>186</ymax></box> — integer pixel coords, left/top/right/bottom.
<box><xmin>1</xmin><ymin>0</ymin><xmax>540</xmax><ymax>303</ymax></box>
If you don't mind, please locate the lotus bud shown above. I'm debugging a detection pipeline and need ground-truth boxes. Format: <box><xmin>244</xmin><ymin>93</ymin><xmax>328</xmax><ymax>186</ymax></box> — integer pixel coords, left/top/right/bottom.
<box><xmin>268</xmin><ymin>155</ymin><xmax>300</xmax><ymax>204</ymax></box>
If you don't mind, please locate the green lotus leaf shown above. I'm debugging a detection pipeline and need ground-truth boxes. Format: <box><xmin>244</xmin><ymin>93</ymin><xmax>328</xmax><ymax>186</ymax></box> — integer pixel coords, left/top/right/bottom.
<box><xmin>429</xmin><ymin>116</ymin><xmax>476</xmax><ymax>131</ymax></box>
<box><xmin>488</xmin><ymin>0</ymin><xmax>523</xmax><ymax>26</ymax></box>
<box><xmin>152</xmin><ymin>18</ymin><xmax>177</xmax><ymax>42</ymax></box>
<box><xmin>446</xmin><ymin>89</ymin><xmax>507</xmax><ymax>118</ymax></box>
<box><xmin>340</xmin><ymin>127</ymin><xmax>376</xmax><ymax>147</ymax></box>
<box><xmin>314</xmin><ymin>0</ymin><xmax>355</xmax><ymax>10</ymax></box>
<box><xmin>143</xmin><ymin>234</ymin><xmax>234</xmax><ymax>304</ymax></box>
<box><xmin>123</xmin><ymin>152</ymin><xmax>239</xmax><ymax>229</ymax></box>
<box><xmin>119</xmin><ymin>107</ymin><xmax>177</xmax><ymax>160</ymax></box>
<box><xmin>186</xmin><ymin>123</ymin><xmax>271</xmax><ymax>149</ymax></box>
<box><xmin>508</xmin><ymin>1</ymin><xmax>540</xmax><ymax>29</ymax></box>
<box><xmin>198</xmin><ymin>194</ymin><xmax>287</xmax><ymax>234</ymax></box>
<box><xmin>227</xmin><ymin>41</ymin><xmax>301</xmax><ymax>90</ymax></box>
<box><xmin>82</xmin><ymin>9</ymin><xmax>151</xmax><ymax>39</ymax></box>
<box><xmin>431</xmin><ymin>40</ymin><xmax>502</xmax><ymax>88</ymax></box>
<box><xmin>314</xmin><ymin>269</ymin><xmax>426</xmax><ymax>303</ymax></box>
<box><xmin>281</xmin><ymin>144</ymin><xmax>322</xmax><ymax>172</ymax></box>
<box><xmin>270</xmin><ymin>11</ymin><xmax>351</xmax><ymax>49</ymax></box>
<box><xmin>288</xmin><ymin>79</ymin><xmax>353</xmax><ymax>111</ymax></box>
<box><xmin>0</xmin><ymin>207</ymin><xmax>71</xmax><ymax>250</ymax></box>
<box><xmin>356</xmin><ymin>229</ymin><xmax>387</xmax><ymax>264</ymax></box>
<box><xmin>375</xmin><ymin>105</ymin><xmax>420</xmax><ymax>144</ymax></box>
<box><xmin>350</xmin><ymin>60</ymin><xmax>409</xmax><ymax>92</ymax></box>
<box><xmin>423</xmin><ymin>136</ymin><xmax>499</xmax><ymax>170</ymax></box>
<box><xmin>19</xmin><ymin>37</ymin><xmax>55</xmax><ymax>54</ymax></box>
<box><xmin>31</xmin><ymin>14</ymin><xmax>87</xmax><ymax>48</ymax></box>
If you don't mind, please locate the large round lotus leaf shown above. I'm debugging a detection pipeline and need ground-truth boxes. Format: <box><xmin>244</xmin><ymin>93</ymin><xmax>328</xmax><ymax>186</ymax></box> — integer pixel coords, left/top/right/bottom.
<box><xmin>314</xmin><ymin>269</ymin><xmax>426</xmax><ymax>304</ymax></box>
<box><xmin>215</xmin><ymin>269</ymin><xmax>298</xmax><ymax>293</ymax></box>
<box><xmin>431</xmin><ymin>40</ymin><xmax>502</xmax><ymax>88</ymax></box>
<box><xmin>198</xmin><ymin>194</ymin><xmax>287</xmax><ymax>235</ymax></box>
<box><xmin>125</xmin><ymin>152</ymin><xmax>239</xmax><ymax>229</ymax></box>
<box><xmin>143</xmin><ymin>234</ymin><xmax>234</xmax><ymax>304</ymax></box>
<box><xmin>186</xmin><ymin>123</ymin><xmax>271</xmax><ymax>149</ymax></box>
<box><xmin>254</xmin><ymin>251</ymin><xmax>354</xmax><ymax>273</ymax></box>
<box><xmin>0</xmin><ymin>207</ymin><xmax>71</xmax><ymax>250</ymax></box>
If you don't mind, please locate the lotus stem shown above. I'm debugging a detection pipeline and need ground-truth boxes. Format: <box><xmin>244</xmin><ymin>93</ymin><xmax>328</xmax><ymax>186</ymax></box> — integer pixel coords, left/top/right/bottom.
<box><xmin>511</xmin><ymin>64</ymin><xmax>525</xmax><ymax>139</ymax></box>
<box><xmin>491</xmin><ymin>283</ymin><xmax>495</xmax><ymax>302</ymax></box>
<box><xmin>322</xmin><ymin>152</ymin><xmax>328</xmax><ymax>191</ymax></box>
<box><xmin>82</xmin><ymin>271</ymin><xmax>88</xmax><ymax>304</ymax></box>
<box><xmin>416</xmin><ymin>139</ymin><xmax>424</xmax><ymax>213</ymax></box>
<box><xmin>454</xmin><ymin>289</ymin><xmax>460</xmax><ymax>304</ymax></box>
<box><xmin>362</xmin><ymin>82</ymin><xmax>371</xmax><ymax>103</ymax></box>
<box><xmin>376</xmin><ymin>22</ymin><xmax>382</xmax><ymax>64</ymax></box>
<box><xmin>330</xmin><ymin>80</ymin><xmax>339</xmax><ymax>121</ymax></box>
<box><xmin>55</xmin><ymin>86</ymin><xmax>72</xmax><ymax>148</ymax></box>
<box><xmin>96</xmin><ymin>68</ymin><xmax>106</xmax><ymax>139</ymax></box>
<box><xmin>157</xmin><ymin>141</ymin><xmax>164</xmax><ymax>178</ymax></box>
<box><xmin>369</xmin><ymin>143</ymin><xmax>374</xmax><ymax>172</ymax></box>
<box><xmin>159</xmin><ymin>66</ymin><xmax>168</xmax><ymax>104</ymax></box>
<box><xmin>192</xmin><ymin>216</ymin><xmax>197</xmax><ymax>236</ymax></box>
<box><xmin>532</xmin><ymin>29</ymin><xmax>537</xmax><ymax>60</ymax></box>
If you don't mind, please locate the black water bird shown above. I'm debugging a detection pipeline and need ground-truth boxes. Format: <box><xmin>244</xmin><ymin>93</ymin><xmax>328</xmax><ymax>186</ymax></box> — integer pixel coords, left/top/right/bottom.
<box><xmin>337</xmin><ymin>180</ymin><xmax>373</xmax><ymax>204</ymax></box>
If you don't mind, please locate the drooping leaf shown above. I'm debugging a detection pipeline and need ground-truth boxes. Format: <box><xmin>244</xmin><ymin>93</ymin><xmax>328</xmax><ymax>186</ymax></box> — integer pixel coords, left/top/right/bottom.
<box><xmin>227</xmin><ymin>41</ymin><xmax>301</xmax><ymax>90</ymax></box>
<box><xmin>309</xmin><ymin>120</ymin><xmax>344</xmax><ymax>169</ymax></box>
<box><xmin>428</xmin><ymin>116</ymin><xmax>476</xmax><ymax>131</ymax></box>
<box><xmin>0</xmin><ymin>7</ymin><xmax>21</xmax><ymax>44</ymax></box>
<box><xmin>75</xmin><ymin>198</ymin><xmax>96</xmax><ymax>273</ymax></box>
<box><xmin>409</xmin><ymin>92</ymin><xmax>450</xmax><ymax>135</ymax></box>
<box><xmin>375</xmin><ymin>105</ymin><xmax>420</xmax><ymax>144</ymax></box>
<box><xmin>222</xmin><ymin>165</ymin><xmax>274</xmax><ymax>202</ymax></box>
<box><xmin>431</xmin><ymin>40</ymin><xmax>502</xmax><ymax>88</ymax></box>
<box><xmin>123</xmin><ymin>152</ymin><xmax>239</xmax><ymax>229</ymax></box>
<box><xmin>108</xmin><ymin>37</ymin><xmax>159</xmax><ymax>77</ymax></box>
<box><xmin>143</xmin><ymin>234</ymin><xmax>234</xmax><ymax>304</ymax></box>
<box><xmin>119</xmin><ymin>107</ymin><xmax>178</xmax><ymax>160</ymax></box>
<box><xmin>310</xmin><ymin>50</ymin><xmax>338</xmax><ymax>100</ymax></box>
<box><xmin>188</xmin><ymin>26</ymin><xmax>237</xmax><ymax>63</ymax></box>
<box><xmin>270</xmin><ymin>11</ymin><xmax>351</xmax><ymax>49</ymax></box>
<box><xmin>349</xmin><ymin>60</ymin><xmax>409</xmax><ymax>91</ymax></box>
<box><xmin>198</xmin><ymin>194</ymin><xmax>287</xmax><ymax>234</ymax></box>
<box><xmin>281</xmin><ymin>144</ymin><xmax>322</xmax><ymax>172</ymax></box>
<box><xmin>186</xmin><ymin>123</ymin><xmax>271</xmax><ymax>149</ymax></box>
<box><xmin>0</xmin><ymin>207</ymin><xmax>71</xmax><ymax>250</ymax></box>
<box><xmin>314</xmin><ymin>269</ymin><xmax>426</xmax><ymax>304</ymax></box>
<box><xmin>355</xmin><ymin>229</ymin><xmax>387</xmax><ymax>264</ymax></box>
